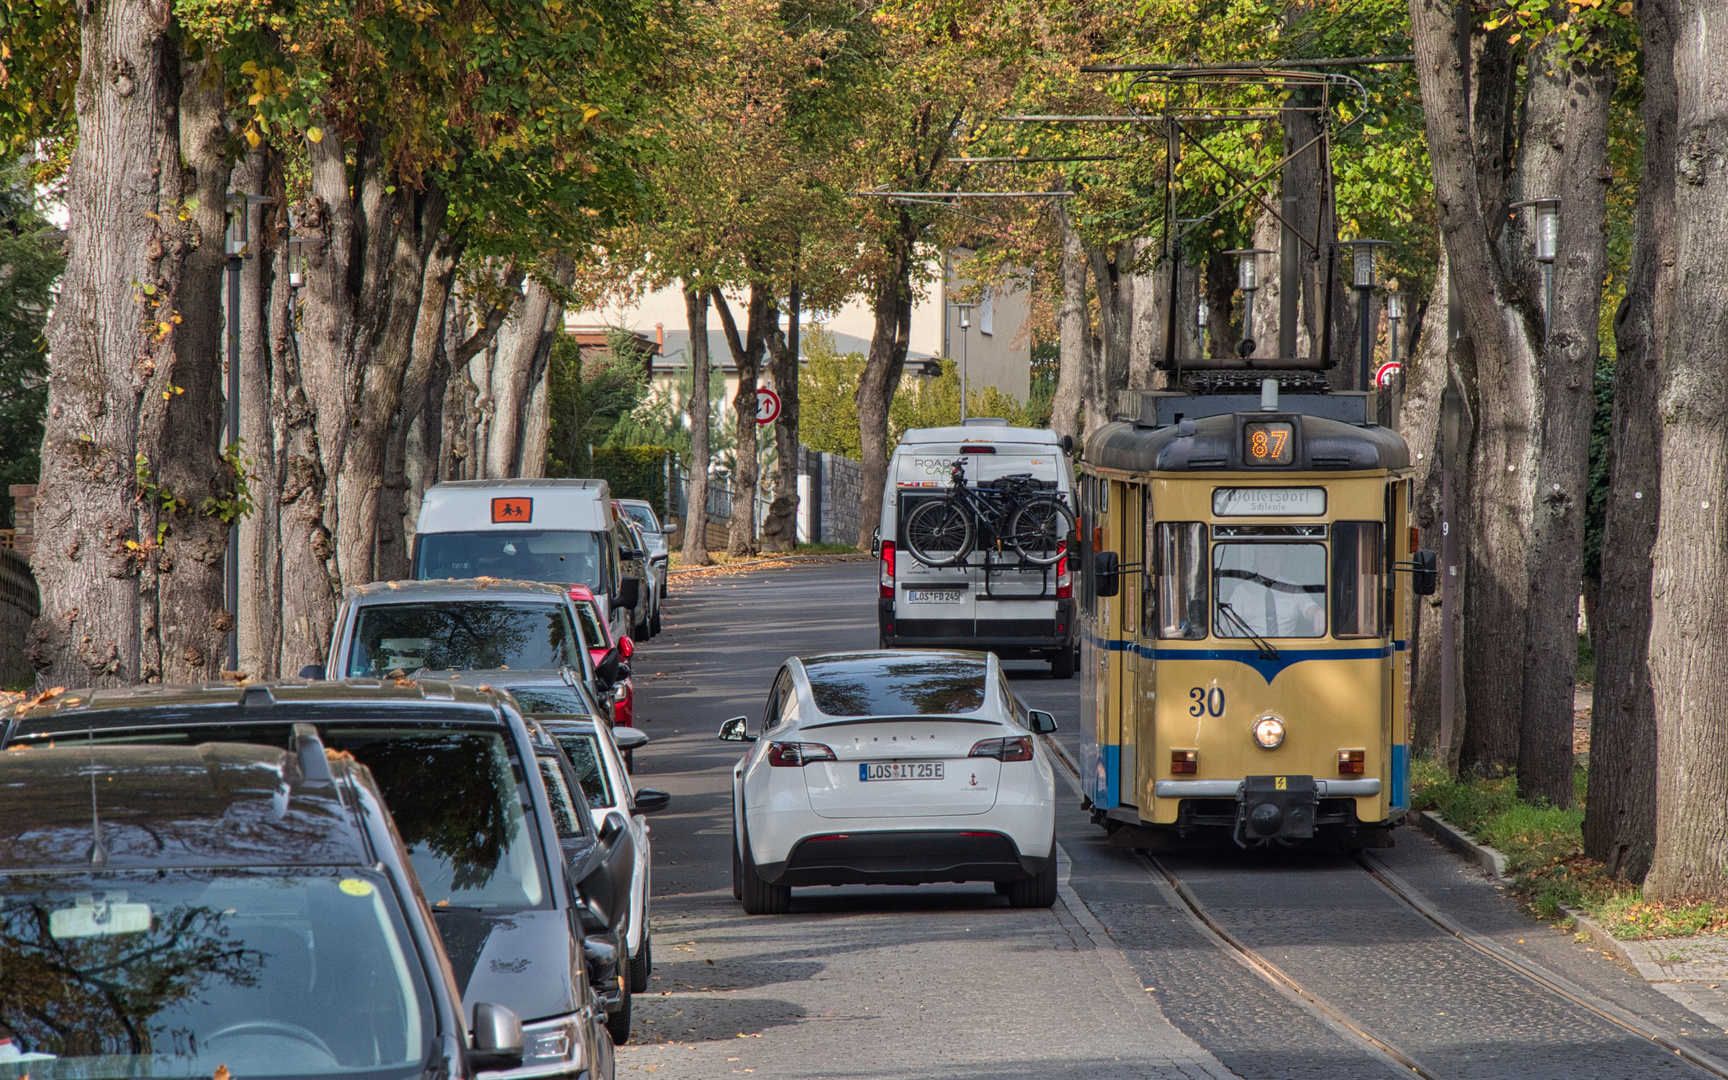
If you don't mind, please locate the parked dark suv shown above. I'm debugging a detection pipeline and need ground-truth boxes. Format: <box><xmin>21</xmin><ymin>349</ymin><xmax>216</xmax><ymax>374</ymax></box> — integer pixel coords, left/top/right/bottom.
<box><xmin>0</xmin><ymin>731</ymin><xmax>528</xmax><ymax>1079</ymax></box>
<box><xmin>5</xmin><ymin>681</ymin><xmax>617</xmax><ymax>1080</ymax></box>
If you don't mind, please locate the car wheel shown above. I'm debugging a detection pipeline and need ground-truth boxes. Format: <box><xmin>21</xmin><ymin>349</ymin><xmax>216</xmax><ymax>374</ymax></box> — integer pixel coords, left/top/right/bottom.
<box><xmin>629</xmin><ymin>932</ymin><xmax>651</xmax><ymax>993</ymax></box>
<box><xmin>606</xmin><ymin>983</ymin><xmax>632</xmax><ymax>1045</ymax></box>
<box><xmin>739</xmin><ymin>828</ymin><xmax>791</xmax><ymax>915</ymax></box>
<box><xmin>1004</xmin><ymin>851</ymin><xmax>1058</xmax><ymax>908</ymax></box>
<box><xmin>650</xmin><ymin>608</ymin><xmax>662</xmax><ymax>636</ymax></box>
<box><xmin>1051</xmin><ymin>646</ymin><xmax>1076</xmax><ymax>680</ymax></box>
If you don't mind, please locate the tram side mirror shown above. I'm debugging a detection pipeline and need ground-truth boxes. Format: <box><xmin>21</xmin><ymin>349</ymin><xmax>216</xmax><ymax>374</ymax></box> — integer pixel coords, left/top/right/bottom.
<box><xmin>1412</xmin><ymin>549</ymin><xmax>1439</xmax><ymax>596</ymax></box>
<box><xmin>1093</xmin><ymin>551</ymin><xmax>1121</xmax><ymax>598</ymax></box>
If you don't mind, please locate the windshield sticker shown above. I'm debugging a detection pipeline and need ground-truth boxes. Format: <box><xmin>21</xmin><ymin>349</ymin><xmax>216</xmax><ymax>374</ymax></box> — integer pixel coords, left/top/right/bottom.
<box><xmin>340</xmin><ymin>878</ymin><xmax>375</xmax><ymax>897</ymax></box>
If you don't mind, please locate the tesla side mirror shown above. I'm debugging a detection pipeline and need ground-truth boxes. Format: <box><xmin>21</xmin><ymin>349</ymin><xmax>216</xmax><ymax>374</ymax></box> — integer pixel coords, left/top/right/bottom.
<box><xmin>718</xmin><ymin>716</ymin><xmax>755</xmax><ymax>742</ymax></box>
<box><xmin>1027</xmin><ymin>709</ymin><xmax>1059</xmax><ymax>735</ymax></box>
<box><xmin>297</xmin><ymin>664</ymin><xmax>326</xmax><ymax>680</ymax></box>
<box><xmin>632</xmin><ymin>788</ymin><xmax>672</xmax><ymax>814</ymax></box>
<box><xmin>598</xmin><ymin>814</ymin><xmax>624</xmax><ymax>843</ymax></box>
<box><xmin>618</xmin><ymin>636</ymin><xmax>635</xmax><ymax>660</ymax></box>
<box><xmin>614</xmin><ymin>576</ymin><xmax>641</xmax><ymax>611</ymax></box>
<box><xmin>469</xmin><ymin>1003</ymin><xmax>524</xmax><ymax>1068</ymax></box>
<box><xmin>1412</xmin><ymin>548</ymin><xmax>1439</xmax><ymax>596</ymax></box>
<box><xmin>1093</xmin><ymin>551</ymin><xmax>1121</xmax><ymax>598</ymax></box>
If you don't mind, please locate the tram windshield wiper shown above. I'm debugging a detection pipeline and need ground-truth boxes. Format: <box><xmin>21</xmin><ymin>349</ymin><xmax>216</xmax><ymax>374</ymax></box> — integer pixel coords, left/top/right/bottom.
<box><xmin>1216</xmin><ymin>601</ymin><xmax>1279</xmax><ymax>661</ymax></box>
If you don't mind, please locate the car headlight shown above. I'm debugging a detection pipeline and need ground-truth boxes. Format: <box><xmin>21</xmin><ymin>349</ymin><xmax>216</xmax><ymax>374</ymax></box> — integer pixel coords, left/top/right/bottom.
<box><xmin>1252</xmin><ymin>715</ymin><xmax>1286</xmax><ymax>749</ymax></box>
<box><xmin>521</xmin><ymin>1015</ymin><xmax>584</xmax><ymax>1070</ymax></box>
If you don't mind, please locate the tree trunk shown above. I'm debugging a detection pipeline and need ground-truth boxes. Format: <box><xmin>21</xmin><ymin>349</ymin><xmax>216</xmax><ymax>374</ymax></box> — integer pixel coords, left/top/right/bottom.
<box><xmin>712</xmin><ymin>284</ymin><xmax>773</xmax><ymax>555</ymax></box>
<box><xmin>1050</xmin><ymin>198</ymin><xmax>1091</xmax><ymax>443</ymax></box>
<box><xmin>1585</xmin><ymin>0</ymin><xmax>1674</xmax><ymax>880</ymax></box>
<box><xmin>1515</xmin><ymin>50</ymin><xmax>1614</xmax><ymax>809</ymax></box>
<box><xmin>763</xmin><ymin>280</ymin><xmax>801</xmax><ymax>552</ymax></box>
<box><xmin>1203</xmin><ymin>253</ymin><xmax>1238</xmax><ymax>360</ymax></box>
<box><xmin>680</xmin><ymin>286</ymin><xmax>713</xmax><ymax>566</ymax></box>
<box><xmin>487</xmin><ymin>257</ymin><xmax>572</xmax><ymax>479</ymax></box>
<box><xmin>1126</xmin><ymin>239</ymin><xmax>1166</xmax><ymax>390</ymax></box>
<box><xmin>31</xmin><ymin>9</ymin><xmax>233</xmax><ymax>687</ymax></box>
<box><xmin>1644</xmin><ymin>0</ymin><xmax>1728</xmax><ymax>901</ymax></box>
<box><xmin>855</xmin><ymin>224</ymin><xmax>916</xmax><ymax>550</ymax></box>
<box><xmin>1086</xmin><ymin>239</ymin><xmax>1136</xmax><ymax>418</ymax></box>
<box><xmin>236</xmin><ymin>149</ymin><xmax>283</xmax><ymax>680</ymax></box>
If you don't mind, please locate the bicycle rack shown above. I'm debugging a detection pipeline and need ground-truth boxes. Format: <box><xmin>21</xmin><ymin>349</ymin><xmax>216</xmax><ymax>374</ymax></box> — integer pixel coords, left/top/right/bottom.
<box><xmin>974</xmin><ymin>544</ymin><xmax>1056</xmax><ymax>601</ymax></box>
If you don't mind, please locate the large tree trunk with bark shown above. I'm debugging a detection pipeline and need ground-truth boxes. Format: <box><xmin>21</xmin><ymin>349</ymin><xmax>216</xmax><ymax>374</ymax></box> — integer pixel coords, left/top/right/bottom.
<box><xmin>1515</xmin><ymin>49</ymin><xmax>1614</xmax><ymax>809</ymax></box>
<box><xmin>763</xmin><ymin>280</ymin><xmax>801</xmax><ymax>552</ymax></box>
<box><xmin>31</xmin><ymin>8</ymin><xmax>233</xmax><ymax>687</ymax></box>
<box><xmin>1086</xmin><ymin>238</ymin><xmax>1137</xmax><ymax>417</ymax></box>
<box><xmin>855</xmin><ymin>227</ymin><xmax>916</xmax><ymax>549</ymax></box>
<box><xmin>1050</xmin><ymin>199</ymin><xmax>1092</xmax><ymax>443</ymax></box>
<box><xmin>1584</xmin><ymin>0</ymin><xmax>1675</xmax><ymax>881</ymax></box>
<box><xmin>235</xmin><ymin>149</ymin><xmax>284</xmax><ymax>680</ymax></box>
<box><xmin>486</xmin><ymin>258</ymin><xmax>572</xmax><ymax>479</ymax></box>
<box><xmin>680</xmin><ymin>286</ymin><xmax>714</xmax><ymax>566</ymax></box>
<box><xmin>1644</xmin><ymin>0</ymin><xmax>1728</xmax><ymax>901</ymax></box>
<box><xmin>713</xmin><ymin>284</ymin><xmax>774</xmax><ymax>556</ymax></box>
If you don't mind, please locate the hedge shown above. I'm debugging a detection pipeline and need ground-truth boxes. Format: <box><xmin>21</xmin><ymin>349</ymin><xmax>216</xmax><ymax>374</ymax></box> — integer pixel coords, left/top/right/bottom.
<box><xmin>592</xmin><ymin>445</ymin><xmax>673</xmax><ymax>516</ymax></box>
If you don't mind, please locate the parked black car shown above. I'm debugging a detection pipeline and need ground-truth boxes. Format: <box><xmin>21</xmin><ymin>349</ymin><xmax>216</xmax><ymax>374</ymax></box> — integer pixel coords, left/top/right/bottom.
<box><xmin>5</xmin><ymin>681</ymin><xmax>619</xmax><ymax>1080</ymax></box>
<box><xmin>0</xmin><ymin>733</ymin><xmax>526</xmax><ymax>1079</ymax></box>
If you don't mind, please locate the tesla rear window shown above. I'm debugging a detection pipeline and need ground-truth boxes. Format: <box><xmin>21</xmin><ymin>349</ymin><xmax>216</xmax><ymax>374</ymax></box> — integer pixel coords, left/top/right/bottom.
<box><xmin>802</xmin><ymin>654</ymin><xmax>987</xmax><ymax>717</ymax></box>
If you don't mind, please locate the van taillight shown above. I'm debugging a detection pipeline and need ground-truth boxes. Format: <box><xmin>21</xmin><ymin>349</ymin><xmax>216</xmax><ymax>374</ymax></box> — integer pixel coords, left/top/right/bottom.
<box><xmin>880</xmin><ymin>542</ymin><xmax>895</xmax><ymax>599</ymax></box>
<box><xmin>1055</xmin><ymin>542</ymin><xmax>1071</xmax><ymax>599</ymax></box>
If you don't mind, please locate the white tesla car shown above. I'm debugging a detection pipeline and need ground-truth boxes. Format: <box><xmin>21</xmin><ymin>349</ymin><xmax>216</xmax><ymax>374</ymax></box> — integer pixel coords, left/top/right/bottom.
<box><xmin>720</xmin><ymin>650</ymin><xmax>1059</xmax><ymax>914</ymax></box>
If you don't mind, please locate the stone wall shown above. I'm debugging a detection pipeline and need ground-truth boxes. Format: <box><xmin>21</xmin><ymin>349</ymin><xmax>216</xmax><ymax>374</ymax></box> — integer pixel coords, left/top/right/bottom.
<box><xmin>817</xmin><ymin>452</ymin><xmax>865</xmax><ymax>547</ymax></box>
<box><xmin>7</xmin><ymin>484</ymin><xmax>37</xmax><ymax>559</ymax></box>
<box><xmin>0</xmin><ymin>547</ymin><xmax>40</xmax><ymax>690</ymax></box>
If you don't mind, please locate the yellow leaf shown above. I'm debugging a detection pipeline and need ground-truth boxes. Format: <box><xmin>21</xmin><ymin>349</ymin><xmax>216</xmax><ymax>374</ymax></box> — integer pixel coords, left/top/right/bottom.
<box><xmin>239</xmin><ymin>61</ymin><xmax>258</xmax><ymax>74</ymax></box>
<box><xmin>125</xmin><ymin>540</ymin><xmax>140</xmax><ymax>550</ymax></box>
<box><xmin>307</xmin><ymin>126</ymin><xmax>324</xmax><ymax>143</ymax></box>
<box><xmin>245</xmin><ymin>129</ymin><xmax>261</xmax><ymax>148</ymax></box>
<box><xmin>582</xmin><ymin>107</ymin><xmax>600</xmax><ymax>122</ymax></box>
<box><xmin>1508</xmin><ymin>32</ymin><xmax>1521</xmax><ymax>43</ymax></box>
<box><xmin>1616</xmin><ymin>1</ymin><xmax>1632</xmax><ymax>12</ymax></box>
<box><xmin>162</xmin><ymin>391</ymin><xmax>173</xmax><ymax>400</ymax></box>
<box><xmin>249</xmin><ymin>92</ymin><xmax>265</xmax><ymax>106</ymax></box>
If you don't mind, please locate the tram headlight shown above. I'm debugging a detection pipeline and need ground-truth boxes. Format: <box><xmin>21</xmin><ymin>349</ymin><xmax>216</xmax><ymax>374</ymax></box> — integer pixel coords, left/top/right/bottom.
<box><xmin>1251</xmin><ymin>715</ymin><xmax>1286</xmax><ymax>749</ymax></box>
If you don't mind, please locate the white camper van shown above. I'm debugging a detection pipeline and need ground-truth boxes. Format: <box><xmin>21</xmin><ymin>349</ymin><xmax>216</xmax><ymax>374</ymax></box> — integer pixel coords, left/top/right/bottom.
<box><xmin>877</xmin><ymin>421</ymin><xmax>1079</xmax><ymax>677</ymax></box>
<box><xmin>412</xmin><ymin>478</ymin><xmax>641</xmax><ymax>641</ymax></box>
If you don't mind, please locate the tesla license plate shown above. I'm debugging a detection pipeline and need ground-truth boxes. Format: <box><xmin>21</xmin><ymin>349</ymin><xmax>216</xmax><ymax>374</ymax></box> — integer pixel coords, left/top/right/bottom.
<box><xmin>860</xmin><ymin>761</ymin><xmax>945</xmax><ymax>781</ymax></box>
<box><xmin>906</xmin><ymin>590</ymin><xmax>964</xmax><ymax>604</ymax></box>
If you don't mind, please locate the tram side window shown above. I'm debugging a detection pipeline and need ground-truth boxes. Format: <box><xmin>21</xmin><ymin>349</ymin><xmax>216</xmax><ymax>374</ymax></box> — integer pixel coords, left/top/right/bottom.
<box><xmin>1331</xmin><ymin>521</ymin><xmax>1385</xmax><ymax>638</ymax></box>
<box><xmin>1155</xmin><ymin>522</ymin><xmax>1208</xmax><ymax>639</ymax></box>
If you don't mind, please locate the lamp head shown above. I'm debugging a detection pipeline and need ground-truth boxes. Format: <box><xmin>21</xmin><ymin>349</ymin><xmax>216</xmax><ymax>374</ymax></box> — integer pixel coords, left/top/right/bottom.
<box><xmin>1340</xmin><ymin>238</ymin><xmax>1393</xmax><ymax>289</ymax></box>
<box><xmin>1224</xmin><ymin>248</ymin><xmax>1273</xmax><ymax>292</ymax></box>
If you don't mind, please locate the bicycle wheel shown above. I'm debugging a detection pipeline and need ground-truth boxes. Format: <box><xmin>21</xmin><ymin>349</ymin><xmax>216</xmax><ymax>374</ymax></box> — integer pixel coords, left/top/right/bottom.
<box><xmin>904</xmin><ymin>497</ymin><xmax>975</xmax><ymax>567</ymax></box>
<box><xmin>1007</xmin><ymin>495</ymin><xmax>1075</xmax><ymax>565</ymax></box>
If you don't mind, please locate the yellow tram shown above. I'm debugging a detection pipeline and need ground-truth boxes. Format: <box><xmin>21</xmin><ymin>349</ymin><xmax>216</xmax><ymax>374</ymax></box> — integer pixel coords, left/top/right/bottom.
<box><xmin>1078</xmin><ymin>377</ymin><xmax>1436</xmax><ymax>847</ymax></box>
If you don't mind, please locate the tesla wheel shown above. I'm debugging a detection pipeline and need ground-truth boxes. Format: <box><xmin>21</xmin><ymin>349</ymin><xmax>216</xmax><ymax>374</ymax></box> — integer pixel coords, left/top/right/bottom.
<box><xmin>1051</xmin><ymin>646</ymin><xmax>1076</xmax><ymax>680</ymax></box>
<box><xmin>739</xmin><ymin>832</ymin><xmax>791</xmax><ymax>915</ymax></box>
<box><xmin>1004</xmin><ymin>851</ymin><xmax>1058</xmax><ymax>908</ymax></box>
<box><xmin>904</xmin><ymin>497</ymin><xmax>974</xmax><ymax>567</ymax></box>
<box><xmin>629</xmin><ymin>933</ymin><xmax>651</xmax><ymax>993</ymax></box>
<box><xmin>606</xmin><ymin>983</ymin><xmax>632</xmax><ymax>1045</ymax></box>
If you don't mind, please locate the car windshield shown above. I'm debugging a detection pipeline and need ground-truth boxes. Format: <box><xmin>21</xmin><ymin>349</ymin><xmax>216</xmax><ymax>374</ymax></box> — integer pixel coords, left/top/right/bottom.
<box><xmin>322</xmin><ymin>728</ymin><xmax>546</xmax><ymax>910</ymax></box>
<box><xmin>0</xmin><ymin>870</ymin><xmax>432</xmax><ymax>1080</ymax></box>
<box><xmin>508</xmin><ymin>686</ymin><xmax>592</xmax><ymax>716</ymax></box>
<box><xmin>552</xmin><ymin>733</ymin><xmax>614</xmax><ymax>810</ymax></box>
<box><xmin>1212</xmin><ymin>542</ymin><xmax>1327</xmax><ymax>639</ymax></box>
<box><xmin>802</xmin><ymin>653</ymin><xmax>987</xmax><ymax>716</ymax></box>
<box><xmin>416</xmin><ymin>530</ymin><xmax>604</xmax><ymax>589</ymax></box>
<box><xmin>345</xmin><ymin>602</ymin><xmax>580</xmax><ymax>676</ymax></box>
<box><xmin>618</xmin><ymin>504</ymin><xmax>659</xmax><ymax>533</ymax></box>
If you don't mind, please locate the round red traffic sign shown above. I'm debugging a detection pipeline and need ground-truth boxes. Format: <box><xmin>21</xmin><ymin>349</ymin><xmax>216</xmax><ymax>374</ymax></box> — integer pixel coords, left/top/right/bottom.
<box><xmin>1374</xmin><ymin>360</ymin><xmax>1402</xmax><ymax>389</ymax></box>
<box><xmin>756</xmin><ymin>387</ymin><xmax>781</xmax><ymax>424</ymax></box>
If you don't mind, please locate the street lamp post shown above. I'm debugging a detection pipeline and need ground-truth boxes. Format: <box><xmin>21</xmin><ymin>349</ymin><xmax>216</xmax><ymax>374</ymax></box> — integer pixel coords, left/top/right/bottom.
<box><xmin>1196</xmin><ymin>296</ymin><xmax>1209</xmax><ymax>355</ymax></box>
<box><xmin>1223</xmin><ymin>248</ymin><xmax>1273</xmax><ymax>360</ymax></box>
<box><xmin>1385</xmin><ymin>288</ymin><xmax>1404</xmax><ymax>428</ymax></box>
<box><xmin>222</xmin><ymin>194</ymin><xmax>250</xmax><ymax>673</ymax></box>
<box><xmin>951</xmin><ymin>301</ymin><xmax>976</xmax><ymax>421</ymax></box>
<box><xmin>1340</xmin><ymin>238</ymin><xmax>1393</xmax><ymax>393</ymax></box>
<box><xmin>1512</xmin><ymin>197</ymin><xmax>1560</xmax><ymax>340</ymax></box>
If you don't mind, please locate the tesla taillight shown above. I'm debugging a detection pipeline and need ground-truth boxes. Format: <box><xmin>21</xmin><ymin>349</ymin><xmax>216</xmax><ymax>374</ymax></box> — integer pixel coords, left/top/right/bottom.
<box><xmin>767</xmin><ymin>742</ymin><xmax>837</xmax><ymax>767</ymax></box>
<box><xmin>880</xmin><ymin>541</ymin><xmax>896</xmax><ymax>599</ymax></box>
<box><xmin>969</xmin><ymin>736</ymin><xmax>1033</xmax><ymax>762</ymax></box>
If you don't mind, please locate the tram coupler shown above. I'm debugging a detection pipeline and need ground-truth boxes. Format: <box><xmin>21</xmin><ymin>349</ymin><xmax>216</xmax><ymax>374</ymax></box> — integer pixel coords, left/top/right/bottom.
<box><xmin>1234</xmin><ymin>775</ymin><xmax>1318</xmax><ymax>847</ymax></box>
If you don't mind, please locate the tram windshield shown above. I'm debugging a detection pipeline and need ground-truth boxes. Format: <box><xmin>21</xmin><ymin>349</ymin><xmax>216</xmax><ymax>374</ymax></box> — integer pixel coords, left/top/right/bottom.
<box><xmin>1213</xmin><ymin>543</ymin><xmax>1326</xmax><ymax>638</ymax></box>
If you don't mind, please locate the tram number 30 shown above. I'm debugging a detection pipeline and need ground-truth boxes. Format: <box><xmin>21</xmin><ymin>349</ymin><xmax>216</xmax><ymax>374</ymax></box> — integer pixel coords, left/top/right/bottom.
<box><xmin>1188</xmin><ymin>687</ymin><xmax>1226</xmax><ymax>717</ymax></box>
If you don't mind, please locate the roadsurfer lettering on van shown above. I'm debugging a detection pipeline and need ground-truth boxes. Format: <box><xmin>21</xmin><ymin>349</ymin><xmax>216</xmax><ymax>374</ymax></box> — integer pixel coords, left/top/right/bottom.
<box><xmin>911</xmin><ymin>457</ymin><xmax>961</xmax><ymax>478</ymax></box>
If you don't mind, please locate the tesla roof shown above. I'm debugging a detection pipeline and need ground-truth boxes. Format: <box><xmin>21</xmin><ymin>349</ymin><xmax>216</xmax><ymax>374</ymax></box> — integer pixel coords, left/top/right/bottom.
<box><xmin>800</xmin><ymin>651</ymin><xmax>988</xmax><ymax>717</ymax></box>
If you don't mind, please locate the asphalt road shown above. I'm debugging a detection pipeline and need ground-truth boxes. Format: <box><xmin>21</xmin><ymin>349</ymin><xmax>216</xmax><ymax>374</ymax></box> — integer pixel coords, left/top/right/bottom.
<box><xmin>619</xmin><ymin>560</ymin><xmax>1728</xmax><ymax>1080</ymax></box>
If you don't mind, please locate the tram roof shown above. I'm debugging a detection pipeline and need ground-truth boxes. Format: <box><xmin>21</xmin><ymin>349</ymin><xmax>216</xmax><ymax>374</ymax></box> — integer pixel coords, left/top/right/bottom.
<box><xmin>1084</xmin><ymin>409</ymin><xmax>1409</xmax><ymax>474</ymax></box>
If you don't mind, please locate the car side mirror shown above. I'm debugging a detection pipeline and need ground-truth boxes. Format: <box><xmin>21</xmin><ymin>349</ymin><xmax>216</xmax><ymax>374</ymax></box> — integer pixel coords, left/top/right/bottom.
<box><xmin>614</xmin><ymin>577</ymin><xmax>641</xmax><ymax>611</ymax></box>
<box><xmin>1060</xmin><ymin>434</ymin><xmax>1075</xmax><ymax>454</ymax></box>
<box><xmin>598</xmin><ymin>815</ymin><xmax>624</xmax><ymax>843</ymax></box>
<box><xmin>1411</xmin><ymin>548</ymin><xmax>1439</xmax><ymax>596</ymax></box>
<box><xmin>613</xmin><ymin>727</ymin><xmax>649</xmax><ymax>751</ymax></box>
<box><xmin>718</xmin><ymin>716</ymin><xmax>755</xmax><ymax>743</ymax></box>
<box><xmin>632</xmin><ymin>788</ymin><xmax>671</xmax><ymax>814</ymax></box>
<box><xmin>469</xmin><ymin>1002</ymin><xmax>524</xmax><ymax>1069</ymax></box>
<box><xmin>618</xmin><ymin>636</ymin><xmax>635</xmax><ymax>660</ymax></box>
<box><xmin>621</xmin><ymin>547</ymin><xmax>645</xmax><ymax>560</ymax></box>
<box><xmin>1093</xmin><ymin>551</ymin><xmax>1121</xmax><ymax>598</ymax></box>
<box><xmin>870</xmin><ymin>526</ymin><xmax>881</xmax><ymax>557</ymax></box>
<box><xmin>662</xmin><ymin>522</ymin><xmax>678</xmax><ymax>534</ymax></box>
<box><xmin>597</xmin><ymin>646</ymin><xmax>625</xmax><ymax>686</ymax></box>
<box><xmin>297</xmin><ymin>664</ymin><xmax>326</xmax><ymax>680</ymax></box>
<box><xmin>1026</xmin><ymin>709</ymin><xmax>1058</xmax><ymax>735</ymax></box>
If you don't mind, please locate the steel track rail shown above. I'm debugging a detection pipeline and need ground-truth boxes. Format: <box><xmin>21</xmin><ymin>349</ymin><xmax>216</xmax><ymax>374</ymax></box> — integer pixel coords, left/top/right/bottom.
<box><xmin>1354</xmin><ymin>852</ymin><xmax>1728</xmax><ymax>1079</ymax></box>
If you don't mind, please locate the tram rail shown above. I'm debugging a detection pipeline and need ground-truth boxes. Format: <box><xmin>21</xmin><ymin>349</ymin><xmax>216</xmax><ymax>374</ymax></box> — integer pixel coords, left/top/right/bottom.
<box><xmin>1040</xmin><ymin>733</ymin><xmax>1728</xmax><ymax>1080</ymax></box>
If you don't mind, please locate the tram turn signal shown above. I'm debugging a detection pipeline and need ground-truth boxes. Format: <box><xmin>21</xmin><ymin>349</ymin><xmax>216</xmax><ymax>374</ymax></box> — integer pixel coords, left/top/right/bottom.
<box><xmin>1338</xmin><ymin>749</ymin><xmax>1366</xmax><ymax>775</ymax></box>
<box><xmin>1170</xmin><ymin>749</ymin><xmax>1198</xmax><ymax>775</ymax></box>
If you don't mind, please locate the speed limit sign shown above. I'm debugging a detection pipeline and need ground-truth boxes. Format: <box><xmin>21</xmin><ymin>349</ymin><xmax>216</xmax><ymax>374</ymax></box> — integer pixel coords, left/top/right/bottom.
<box><xmin>755</xmin><ymin>387</ymin><xmax>781</xmax><ymax>425</ymax></box>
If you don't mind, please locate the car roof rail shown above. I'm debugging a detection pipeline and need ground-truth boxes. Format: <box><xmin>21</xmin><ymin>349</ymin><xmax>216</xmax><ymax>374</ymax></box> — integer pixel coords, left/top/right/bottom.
<box><xmin>289</xmin><ymin>722</ymin><xmax>335</xmax><ymax>786</ymax></box>
<box><xmin>241</xmin><ymin>684</ymin><xmax>276</xmax><ymax>709</ymax></box>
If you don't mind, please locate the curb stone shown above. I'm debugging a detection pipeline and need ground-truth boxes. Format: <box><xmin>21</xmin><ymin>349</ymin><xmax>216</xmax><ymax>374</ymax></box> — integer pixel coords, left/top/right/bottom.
<box><xmin>1411</xmin><ymin>809</ymin><xmax>1509</xmax><ymax>880</ymax></box>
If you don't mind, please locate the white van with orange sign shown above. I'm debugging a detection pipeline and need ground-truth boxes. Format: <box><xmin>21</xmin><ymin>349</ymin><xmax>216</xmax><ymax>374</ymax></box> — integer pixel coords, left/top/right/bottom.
<box><xmin>412</xmin><ymin>479</ymin><xmax>642</xmax><ymax>642</ymax></box>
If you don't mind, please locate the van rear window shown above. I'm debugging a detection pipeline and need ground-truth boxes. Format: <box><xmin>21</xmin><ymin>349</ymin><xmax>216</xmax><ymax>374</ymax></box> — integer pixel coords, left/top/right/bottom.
<box><xmin>417</xmin><ymin>530</ymin><xmax>603</xmax><ymax>589</ymax></box>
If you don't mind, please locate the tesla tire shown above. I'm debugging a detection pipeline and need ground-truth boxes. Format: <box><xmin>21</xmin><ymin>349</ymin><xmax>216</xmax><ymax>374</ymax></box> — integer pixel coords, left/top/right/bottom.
<box><xmin>1004</xmin><ymin>850</ymin><xmax>1058</xmax><ymax>908</ymax></box>
<box><xmin>739</xmin><ymin>830</ymin><xmax>791</xmax><ymax>915</ymax></box>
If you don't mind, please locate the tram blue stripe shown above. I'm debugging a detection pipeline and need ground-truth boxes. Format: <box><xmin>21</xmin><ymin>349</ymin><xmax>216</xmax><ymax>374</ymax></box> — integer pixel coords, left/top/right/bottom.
<box><xmin>1083</xmin><ymin>630</ymin><xmax>1391</xmax><ymax>683</ymax></box>
<box><xmin>1392</xmin><ymin>743</ymin><xmax>1409</xmax><ymax>809</ymax></box>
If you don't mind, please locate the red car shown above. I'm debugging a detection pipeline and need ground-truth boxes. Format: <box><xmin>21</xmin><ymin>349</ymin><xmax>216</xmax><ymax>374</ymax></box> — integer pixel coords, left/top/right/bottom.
<box><xmin>569</xmin><ymin>583</ymin><xmax>636</xmax><ymax>727</ymax></box>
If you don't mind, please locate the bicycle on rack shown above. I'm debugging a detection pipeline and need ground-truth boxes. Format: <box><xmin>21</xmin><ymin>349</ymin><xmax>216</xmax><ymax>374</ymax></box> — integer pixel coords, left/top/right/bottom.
<box><xmin>903</xmin><ymin>460</ymin><xmax>1076</xmax><ymax>568</ymax></box>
